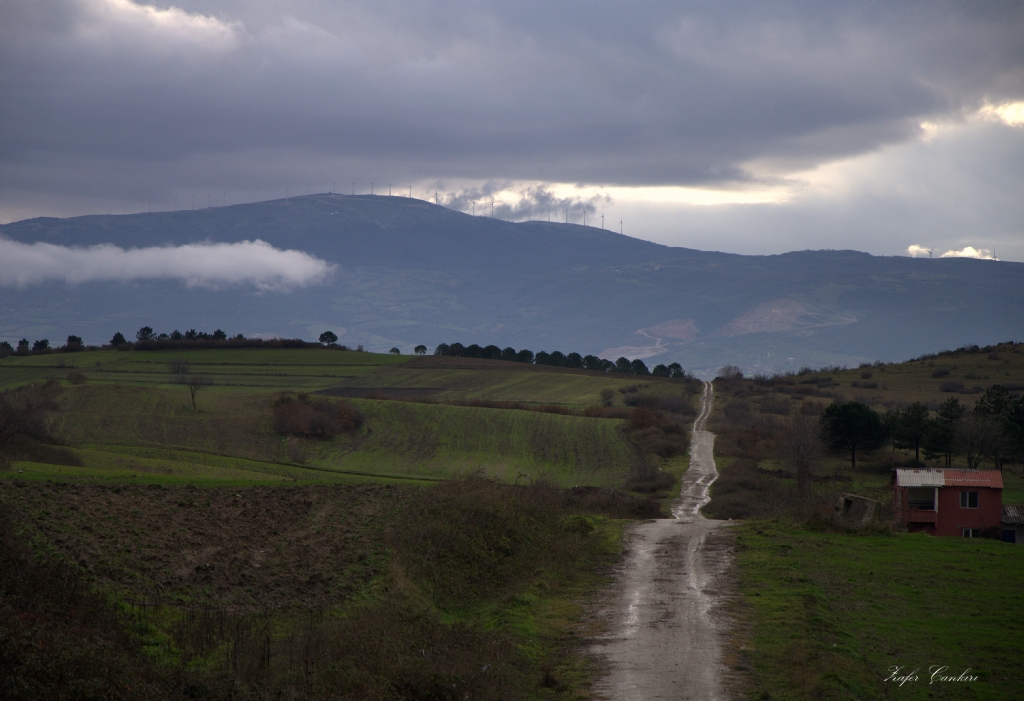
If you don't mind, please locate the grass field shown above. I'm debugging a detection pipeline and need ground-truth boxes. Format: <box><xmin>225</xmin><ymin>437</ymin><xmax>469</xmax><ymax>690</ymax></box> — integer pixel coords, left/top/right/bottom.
<box><xmin>1</xmin><ymin>475</ymin><xmax>657</xmax><ymax>700</ymax></box>
<box><xmin>734</xmin><ymin>521</ymin><xmax>1024</xmax><ymax>701</ymax></box>
<box><xmin>705</xmin><ymin>342</ymin><xmax>1024</xmax><ymax>700</ymax></box>
<box><xmin>0</xmin><ymin>347</ymin><xmax>407</xmax><ymax>392</ymax></box>
<box><xmin>1</xmin><ymin>348</ymin><xmax>699</xmax><ymax>488</ymax></box>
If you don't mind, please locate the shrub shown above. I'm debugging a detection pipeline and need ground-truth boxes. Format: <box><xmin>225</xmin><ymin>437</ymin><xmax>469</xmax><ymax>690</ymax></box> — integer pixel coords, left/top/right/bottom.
<box><xmin>626</xmin><ymin>407</ymin><xmax>662</xmax><ymax>432</ymax></box>
<box><xmin>931</xmin><ymin>368</ymin><xmax>950</xmax><ymax>378</ymax></box>
<box><xmin>939</xmin><ymin>380</ymin><xmax>965</xmax><ymax>393</ymax></box>
<box><xmin>272</xmin><ymin>394</ymin><xmax>363</xmax><ymax>439</ymax></box>
<box><xmin>65</xmin><ymin>371</ymin><xmax>88</xmax><ymax>385</ymax></box>
<box><xmin>759</xmin><ymin>396</ymin><xmax>791</xmax><ymax>415</ymax></box>
<box><xmin>623</xmin><ymin>393</ymin><xmax>696</xmax><ymax>416</ymax></box>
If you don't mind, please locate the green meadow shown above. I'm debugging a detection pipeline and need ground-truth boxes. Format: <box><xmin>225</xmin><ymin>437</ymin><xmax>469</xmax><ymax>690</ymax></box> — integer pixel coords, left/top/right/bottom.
<box><xmin>2</xmin><ymin>346</ymin><xmax>688</xmax><ymax>699</ymax></box>
<box><xmin>735</xmin><ymin>521</ymin><xmax>1024</xmax><ymax>701</ymax></box>
<box><xmin>1</xmin><ymin>348</ymin><xmax>686</xmax><ymax>488</ymax></box>
<box><xmin>705</xmin><ymin>342</ymin><xmax>1024</xmax><ymax>700</ymax></box>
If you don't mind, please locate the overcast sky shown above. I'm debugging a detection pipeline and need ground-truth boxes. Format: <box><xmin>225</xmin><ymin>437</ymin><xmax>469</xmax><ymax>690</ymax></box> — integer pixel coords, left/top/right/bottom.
<box><xmin>2</xmin><ymin>0</ymin><xmax>1022</xmax><ymax>260</ymax></box>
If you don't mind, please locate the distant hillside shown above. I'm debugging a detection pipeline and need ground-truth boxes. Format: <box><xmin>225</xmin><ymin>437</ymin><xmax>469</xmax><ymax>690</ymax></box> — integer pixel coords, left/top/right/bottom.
<box><xmin>3</xmin><ymin>194</ymin><xmax>1022</xmax><ymax>376</ymax></box>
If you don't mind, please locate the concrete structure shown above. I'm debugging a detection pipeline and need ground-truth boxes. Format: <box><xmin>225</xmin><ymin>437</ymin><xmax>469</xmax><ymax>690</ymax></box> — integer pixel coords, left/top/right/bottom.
<box><xmin>892</xmin><ymin>469</ymin><xmax>1003</xmax><ymax>537</ymax></box>
<box><xmin>1002</xmin><ymin>505</ymin><xmax>1024</xmax><ymax>544</ymax></box>
<box><xmin>833</xmin><ymin>493</ymin><xmax>881</xmax><ymax>530</ymax></box>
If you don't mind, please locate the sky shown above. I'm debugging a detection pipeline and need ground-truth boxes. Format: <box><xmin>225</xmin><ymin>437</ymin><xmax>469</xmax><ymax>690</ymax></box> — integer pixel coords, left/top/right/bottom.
<box><xmin>2</xmin><ymin>0</ymin><xmax>1023</xmax><ymax>262</ymax></box>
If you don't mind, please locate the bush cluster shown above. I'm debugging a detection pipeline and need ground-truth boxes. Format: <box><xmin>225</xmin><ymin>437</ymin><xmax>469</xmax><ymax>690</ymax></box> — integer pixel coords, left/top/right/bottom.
<box><xmin>271</xmin><ymin>394</ymin><xmax>363</xmax><ymax>439</ymax></box>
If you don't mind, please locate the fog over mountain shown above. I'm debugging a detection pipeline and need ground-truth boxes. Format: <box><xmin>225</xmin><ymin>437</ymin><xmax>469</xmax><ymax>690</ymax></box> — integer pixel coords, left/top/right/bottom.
<box><xmin>3</xmin><ymin>195</ymin><xmax>1021</xmax><ymax>377</ymax></box>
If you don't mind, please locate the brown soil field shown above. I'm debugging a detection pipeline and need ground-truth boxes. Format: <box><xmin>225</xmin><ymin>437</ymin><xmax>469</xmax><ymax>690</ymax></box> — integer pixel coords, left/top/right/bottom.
<box><xmin>0</xmin><ymin>480</ymin><xmax>412</xmax><ymax>612</ymax></box>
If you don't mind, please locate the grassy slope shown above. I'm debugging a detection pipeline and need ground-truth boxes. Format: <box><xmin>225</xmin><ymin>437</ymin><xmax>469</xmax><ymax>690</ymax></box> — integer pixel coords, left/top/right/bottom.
<box><xmin>709</xmin><ymin>343</ymin><xmax>1024</xmax><ymax>700</ymax></box>
<box><xmin>41</xmin><ymin>383</ymin><xmax>636</xmax><ymax>487</ymax></box>
<box><xmin>1</xmin><ymin>348</ymin><xmax>682</xmax><ymax>699</ymax></box>
<box><xmin>735</xmin><ymin>521</ymin><xmax>1024</xmax><ymax>701</ymax></box>
<box><xmin>0</xmin><ymin>347</ymin><xmax>407</xmax><ymax>392</ymax></box>
<box><xmin>2</xmin><ymin>349</ymin><xmax>679</xmax><ymax>488</ymax></box>
<box><xmin>709</xmin><ymin>341</ymin><xmax>1024</xmax><ymax>507</ymax></box>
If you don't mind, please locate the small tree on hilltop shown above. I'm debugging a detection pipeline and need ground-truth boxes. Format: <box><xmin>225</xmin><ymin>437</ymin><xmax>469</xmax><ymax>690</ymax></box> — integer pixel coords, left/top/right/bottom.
<box><xmin>389</xmin><ymin>347</ymin><xmax>400</xmax><ymax>355</ymax></box>
<box><xmin>110</xmin><ymin>332</ymin><xmax>127</xmax><ymax>346</ymax></box>
<box><xmin>16</xmin><ymin>339</ymin><xmax>29</xmax><ymax>355</ymax></box>
<box><xmin>652</xmin><ymin>364</ymin><xmax>670</xmax><ymax>377</ymax></box>
<box><xmin>319</xmin><ymin>331</ymin><xmax>338</xmax><ymax>345</ymax></box>
<box><xmin>615</xmin><ymin>357</ymin><xmax>632</xmax><ymax>373</ymax></box>
<box><xmin>630</xmin><ymin>359</ymin><xmax>650</xmax><ymax>376</ymax></box>
<box><xmin>667</xmin><ymin>362</ymin><xmax>685</xmax><ymax>379</ymax></box>
<box><xmin>820</xmin><ymin>401</ymin><xmax>884</xmax><ymax>470</ymax></box>
<box><xmin>136</xmin><ymin>326</ymin><xmax>155</xmax><ymax>341</ymax></box>
<box><xmin>414</xmin><ymin>345</ymin><xmax>427</xmax><ymax>355</ymax></box>
<box><xmin>212</xmin><ymin>329</ymin><xmax>227</xmax><ymax>340</ymax></box>
<box><xmin>31</xmin><ymin>339</ymin><xmax>50</xmax><ymax>352</ymax></box>
<box><xmin>66</xmin><ymin>335</ymin><xmax>83</xmax><ymax>350</ymax></box>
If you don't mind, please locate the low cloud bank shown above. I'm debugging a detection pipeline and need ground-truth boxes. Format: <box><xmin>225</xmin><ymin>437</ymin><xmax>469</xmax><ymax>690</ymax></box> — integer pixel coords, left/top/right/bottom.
<box><xmin>0</xmin><ymin>238</ymin><xmax>335</xmax><ymax>290</ymax></box>
<box><xmin>907</xmin><ymin>244</ymin><xmax>996</xmax><ymax>260</ymax></box>
<box><xmin>939</xmin><ymin>246</ymin><xmax>996</xmax><ymax>260</ymax></box>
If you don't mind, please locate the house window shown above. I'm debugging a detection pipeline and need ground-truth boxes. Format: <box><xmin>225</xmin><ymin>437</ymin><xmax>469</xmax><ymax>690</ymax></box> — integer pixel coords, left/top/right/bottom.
<box><xmin>960</xmin><ymin>491</ymin><xmax>978</xmax><ymax>508</ymax></box>
<box><xmin>908</xmin><ymin>487</ymin><xmax>935</xmax><ymax>510</ymax></box>
<box><xmin>963</xmin><ymin>528</ymin><xmax>981</xmax><ymax>538</ymax></box>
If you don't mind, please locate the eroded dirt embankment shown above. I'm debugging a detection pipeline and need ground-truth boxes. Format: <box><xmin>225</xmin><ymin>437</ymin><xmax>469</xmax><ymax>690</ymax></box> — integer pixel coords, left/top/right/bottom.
<box><xmin>590</xmin><ymin>381</ymin><xmax>740</xmax><ymax>701</ymax></box>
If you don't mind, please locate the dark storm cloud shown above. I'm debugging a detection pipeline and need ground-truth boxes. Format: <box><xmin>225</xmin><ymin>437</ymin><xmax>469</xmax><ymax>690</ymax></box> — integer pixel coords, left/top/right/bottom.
<box><xmin>1</xmin><ymin>0</ymin><xmax>1023</xmax><ymax>220</ymax></box>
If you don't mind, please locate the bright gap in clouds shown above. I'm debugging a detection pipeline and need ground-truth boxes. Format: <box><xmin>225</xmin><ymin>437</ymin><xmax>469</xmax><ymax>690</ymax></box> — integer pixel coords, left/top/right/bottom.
<box><xmin>0</xmin><ymin>239</ymin><xmax>334</xmax><ymax>290</ymax></box>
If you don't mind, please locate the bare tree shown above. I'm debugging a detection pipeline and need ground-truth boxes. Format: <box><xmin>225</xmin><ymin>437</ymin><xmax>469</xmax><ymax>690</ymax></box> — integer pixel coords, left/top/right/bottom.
<box><xmin>955</xmin><ymin>415</ymin><xmax>1006</xmax><ymax>470</ymax></box>
<box><xmin>185</xmin><ymin>375</ymin><xmax>210</xmax><ymax>411</ymax></box>
<box><xmin>778</xmin><ymin>413</ymin><xmax>823</xmax><ymax>496</ymax></box>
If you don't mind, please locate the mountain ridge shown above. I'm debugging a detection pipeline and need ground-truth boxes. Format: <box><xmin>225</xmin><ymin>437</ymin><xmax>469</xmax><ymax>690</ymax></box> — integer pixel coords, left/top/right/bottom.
<box><xmin>2</xmin><ymin>194</ymin><xmax>1022</xmax><ymax>376</ymax></box>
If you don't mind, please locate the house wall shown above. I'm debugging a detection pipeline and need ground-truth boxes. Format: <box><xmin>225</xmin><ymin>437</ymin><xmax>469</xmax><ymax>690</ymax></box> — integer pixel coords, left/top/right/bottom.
<box><xmin>894</xmin><ymin>485</ymin><xmax>1002</xmax><ymax>536</ymax></box>
<box><xmin>935</xmin><ymin>487</ymin><xmax>1002</xmax><ymax>537</ymax></box>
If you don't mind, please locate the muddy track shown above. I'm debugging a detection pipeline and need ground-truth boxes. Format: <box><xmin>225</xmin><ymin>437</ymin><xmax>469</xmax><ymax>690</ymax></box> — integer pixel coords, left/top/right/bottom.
<box><xmin>590</xmin><ymin>381</ymin><xmax>738</xmax><ymax>700</ymax></box>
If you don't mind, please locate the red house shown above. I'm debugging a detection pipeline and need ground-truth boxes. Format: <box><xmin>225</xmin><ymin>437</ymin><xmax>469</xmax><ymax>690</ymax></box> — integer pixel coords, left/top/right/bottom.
<box><xmin>892</xmin><ymin>469</ymin><xmax>1003</xmax><ymax>537</ymax></box>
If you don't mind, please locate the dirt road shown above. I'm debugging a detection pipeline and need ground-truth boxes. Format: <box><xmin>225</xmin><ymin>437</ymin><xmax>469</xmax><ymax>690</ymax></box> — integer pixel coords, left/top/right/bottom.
<box><xmin>590</xmin><ymin>381</ymin><xmax>737</xmax><ymax>700</ymax></box>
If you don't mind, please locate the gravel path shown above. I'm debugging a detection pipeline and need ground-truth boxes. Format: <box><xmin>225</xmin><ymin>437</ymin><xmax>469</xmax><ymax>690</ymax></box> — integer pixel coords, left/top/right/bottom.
<box><xmin>590</xmin><ymin>381</ymin><xmax>738</xmax><ymax>700</ymax></box>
